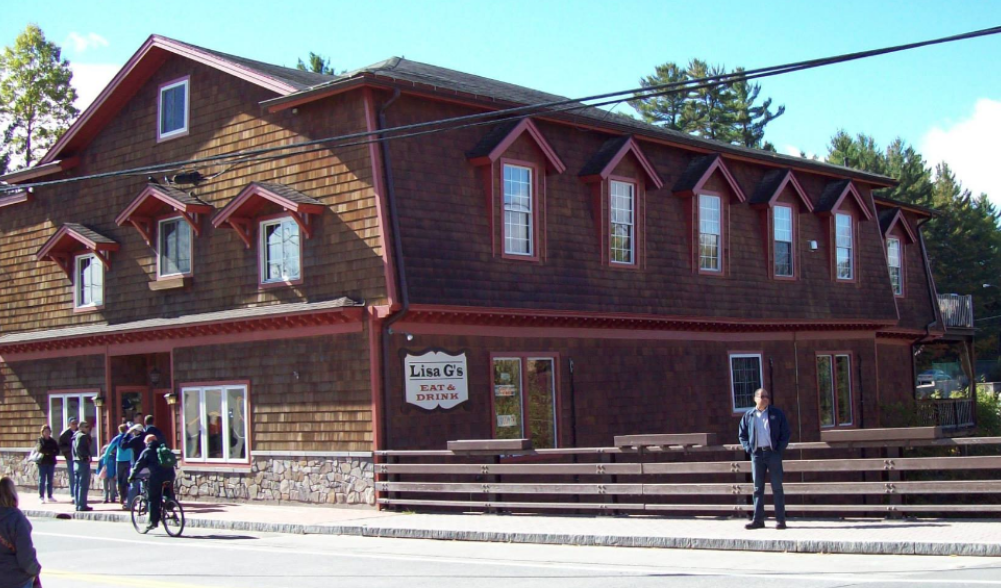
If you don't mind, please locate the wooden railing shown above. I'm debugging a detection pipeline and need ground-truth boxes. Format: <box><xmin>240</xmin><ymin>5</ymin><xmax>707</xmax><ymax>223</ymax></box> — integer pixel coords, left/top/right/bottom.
<box><xmin>938</xmin><ymin>293</ymin><xmax>974</xmax><ymax>328</ymax></box>
<box><xmin>375</xmin><ymin>430</ymin><xmax>1001</xmax><ymax>516</ymax></box>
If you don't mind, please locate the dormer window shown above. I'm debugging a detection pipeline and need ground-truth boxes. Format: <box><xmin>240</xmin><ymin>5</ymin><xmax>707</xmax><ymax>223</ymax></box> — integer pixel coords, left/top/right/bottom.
<box><xmin>887</xmin><ymin>237</ymin><xmax>902</xmax><ymax>295</ymax></box>
<box><xmin>610</xmin><ymin>180</ymin><xmax>635</xmax><ymax>264</ymax></box>
<box><xmin>816</xmin><ymin>179</ymin><xmax>872</xmax><ymax>283</ymax></box>
<box><xmin>75</xmin><ymin>254</ymin><xmax>104</xmax><ymax>309</ymax></box>
<box><xmin>672</xmin><ymin>154</ymin><xmax>747</xmax><ymax>276</ymax></box>
<box><xmin>835</xmin><ymin>212</ymin><xmax>854</xmax><ymax>280</ymax></box>
<box><xmin>36</xmin><ymin>223</ymin><xmax>118</xmax><ymax>310</ymax></box>
<box><xmin>503</xmin><ymin>163</ymin><xmax>535</xmax><ymax>256</ymax></box>
<box><xmin>699</xmin><ymin>194</ymin><xmax>722</xmax><ymax>271</ymax></box>
<box><xmin>158</xmin><ymin>216</ymin><xmax>192</xmax><ymax>278</ymax></box>
<box><xmin>774</xmin><ymin>205</ymin><xmax>794</xmax><ymax>277</ymax></box>
<box><xmin>158</xmin><ymin>77</ymin><xmax>189</xmax><ymax>141</ymax></box>
<box><xmin>260</xmin><ymin>217</ymin><xmax>301</xmax><ymax>284</ymax></box>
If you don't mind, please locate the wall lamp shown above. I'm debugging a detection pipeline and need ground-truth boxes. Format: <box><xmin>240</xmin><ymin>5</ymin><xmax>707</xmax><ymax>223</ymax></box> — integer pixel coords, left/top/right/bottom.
<box><xmin>387</xmin><ymin>328</ymin><xmax>414</xmax><ymax>342</ymax></box>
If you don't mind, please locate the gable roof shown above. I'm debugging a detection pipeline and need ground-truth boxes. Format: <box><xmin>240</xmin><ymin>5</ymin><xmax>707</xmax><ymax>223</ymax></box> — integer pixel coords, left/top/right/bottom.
<box><xmin>671</xmin><ymin>154</ymin><xmax>746</xmax><ymax>202</ymax></box>
<box><xmin>579</xmin><ymin>136</ymin><xmax>663</xmax><ymax>189</ymax></box>
<box><xmin>265</xmin><ymin>56</ymin><xmax>895</xmax><ymax>188</ymax></box>
<box><xmin>878</xmin><ymin>207</ymin><xmax>918</xmax><ymax>243</ymax></box>
<box><xmin>465</xmin><ymin>118</ymin><xmax>566</xmax><ymax>173</ymax></box>
<box><xmin>35</xmin><ymin>35</ymin><xmax>336</xmax><ymax>169</ymax></box>
<box><xmin>749</xmin><ymin>169</ymin><xmax>814</xmax><ymax>212</ymax></box>
<box><xmin>816</xmin><ymin>179</ymin><xmax>874</xmax><ymax>220</ymax></box>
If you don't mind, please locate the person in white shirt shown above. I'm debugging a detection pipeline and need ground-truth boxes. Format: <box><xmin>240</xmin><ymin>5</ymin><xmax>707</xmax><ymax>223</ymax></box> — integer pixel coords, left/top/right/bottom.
<box><xmin>737</xmin><ymin>388</ymin><xmax>791</xmax><ymax>529</ymax></box>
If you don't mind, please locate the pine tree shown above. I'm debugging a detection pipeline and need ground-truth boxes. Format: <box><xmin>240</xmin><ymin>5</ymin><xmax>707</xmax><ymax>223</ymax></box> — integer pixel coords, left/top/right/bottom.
<box><xmin>0</xmin><ymin>24</ymin><xmax>78</xmax><ymax>173</ymax></box>
<box><xmin>296</xmin><ymin>52</ymin><xmax>337</xmax><ymax>76</ymax></box>
<box><xmin>632</xmin><ymin>62</ymin><xmax>689</xmax><ymax>131</ymax></box>
<box><xmin>729</xmin><ymin>68</ymin><xmax>785</xmax><ymax>149</ymax></box>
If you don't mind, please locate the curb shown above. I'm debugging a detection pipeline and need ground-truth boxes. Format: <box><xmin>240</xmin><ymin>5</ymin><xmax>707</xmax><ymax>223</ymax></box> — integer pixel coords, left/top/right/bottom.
<box><xmin>24</xmin><ymin>510</ymin><xmax>1001</xmax><ymax>557</ymax></box>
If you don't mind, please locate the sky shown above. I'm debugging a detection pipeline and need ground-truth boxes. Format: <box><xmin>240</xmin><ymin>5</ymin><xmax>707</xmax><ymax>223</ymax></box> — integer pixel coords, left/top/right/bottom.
<box><xmin>3</xmin><ymin>0</ymin><xmax>1001</xmax><ymax>202</ymax></box>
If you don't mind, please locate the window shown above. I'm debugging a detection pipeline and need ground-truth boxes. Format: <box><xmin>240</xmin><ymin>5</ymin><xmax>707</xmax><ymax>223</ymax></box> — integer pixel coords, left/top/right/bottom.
<box><xmin>158</xmin><ymin>217</ymin><xmax>192</xmax><ymax>278</ymax></box>
<box><xmin>492</xmin><ymin>355</ymin><xmax>557</xmax><ymax>449</ymax></box>
<box><xmin>74</xmin><ymin>253</ymin><xmax>103</xmax><ymax>309</ymax></box>
<box><xmin>49</xmin><ymin>392</ymin><xmax>100</xmax><ymax>457</ymax></box>
<box><xmin>181</xmin><ymin>384</ymin><xmax>249</xmax><ymax>463</ymax></box>
<box><xmin>887</xmin><ymin>237</ymin><xmax>902</xmax><ymax>295</ymax></box>
<box><xmin>730</xmin><ymin>354</ymin><xmax>763</xmax><ymax>412</ymax></box>
<box><xmin>774</xmin><ymin>205</ymin><xmax>794</xmax><ymax>277</ymax></box>
<box><xmin>817</xmin><ymin>354</ymin><xmax>853</xmax><ymax>427</ymax></box>
<box><xmin>699</xmin><ymin>194</ymin><xmax>722</xmax><ymax>272</ymax></box>
<box><xmin>158</xmin><ymin>78</ymin><xmax>189</xmax><ymax>140</ymax></box>
<box><xmin>835</xmin><ymin>213</ymin><xmax>854</xmax><ymax>280</ymax></box>
<box><xmin>503</xmin><ymin>164</ymin><xmax>534</xmax><ymax>256</ymax></box>
<box><xmin>260</xmin><ymin>217</ymin><xmax>301</xmax><ymax>284</ymax></box>
<box><xmin>610</xmin><ymin>180</ymin><xmax>635</xmax><ymax>264</ymax></box>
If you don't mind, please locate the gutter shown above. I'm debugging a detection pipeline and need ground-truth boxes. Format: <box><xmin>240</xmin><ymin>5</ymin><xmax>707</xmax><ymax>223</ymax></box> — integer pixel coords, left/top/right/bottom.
<box><xmin>916</xmin><ymin>217</ymin><xmax>944</xmax><ymax>342</ymax></box>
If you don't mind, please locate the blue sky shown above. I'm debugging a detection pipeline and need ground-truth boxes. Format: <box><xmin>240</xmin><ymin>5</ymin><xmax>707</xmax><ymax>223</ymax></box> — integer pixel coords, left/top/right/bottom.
<box><xmin>4</xmin><ymin>1</ymin><xmax>1000</xmax><ymax>200</ymax></box>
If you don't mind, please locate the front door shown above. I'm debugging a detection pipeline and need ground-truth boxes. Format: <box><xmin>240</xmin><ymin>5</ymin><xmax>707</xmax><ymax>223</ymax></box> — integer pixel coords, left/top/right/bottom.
<box><xmin>116</xmin><ymin>386</ymin><xmax>150</xmax><ymax>431</ymax></box>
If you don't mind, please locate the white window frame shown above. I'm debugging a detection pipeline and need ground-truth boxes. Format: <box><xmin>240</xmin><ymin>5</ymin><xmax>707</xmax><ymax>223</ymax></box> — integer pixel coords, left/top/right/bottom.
<box><xmin>158</xmin><ymin>78</ymin><xmax>190</xmax><ymax>141</ymax></box>
<box><xmin>502</xmin><ymin>164</ymin><xmax>534</xmax><ymax>257</ymax></box>
<box><xmin>157</xmin><ymin>216</ymin><xmax>193</xmax><ymax>279</ymax></box>
<box><xmin>699</xmin><ymin>194</ymin><xmax>722</xmax><ymax>272</ymax></box>
<box><xmin>259</xmin><ymin>217</ymin><xmax>302</xmax><ymax>284</ymax></box>
<box><xmin>48</xmin><ymin>391</ymin><xmax>100</xmax><ymax>459</ymax></box>
<box><xmin>730</xmin><ymin>353</ymin><xmax>763</xmax><ymax>413</ymax></box>
<box><xmin>74</xmin><ymin>253</ymin><xmax>104</xmax><ymax>309</ymax></box>
<box><xmin>610</xmin><ymin>180</ymin><xmax>636</xmax><ymax>265</ymax></box>
<box><xmin>835</xmin><ymin>213</ymin><xmax>854</xmax><ymax>280</ymax></box>
<box><xmin>773</xmin><ymin>205</ymin><xmax>794</xmax><ymax>277</ymax></box>
<box><xmin>180</xmin><ymin>384</ymin><xmax>250</xmax><ymax>464</ymax></box>
<box><xmin>887</xmin><ymin>237</ymin><xmax>902</xmax><ymax>295</ymax></box>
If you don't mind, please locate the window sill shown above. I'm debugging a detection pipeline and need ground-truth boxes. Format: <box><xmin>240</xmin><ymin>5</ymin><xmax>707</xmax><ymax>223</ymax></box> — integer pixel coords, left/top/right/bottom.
<box><xmin>149</xmin><ymin>276</ymin><xmax>190</xmax><ymax>291</ymax></box>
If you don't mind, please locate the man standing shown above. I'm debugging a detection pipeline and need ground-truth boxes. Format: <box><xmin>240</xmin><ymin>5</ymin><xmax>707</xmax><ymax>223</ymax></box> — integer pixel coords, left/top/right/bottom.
<box><xmin>57</xmin><ymin>417</ymin><xmax>78</xmax><ymax>499</ymax></box>
<box><xmin>71</xmin><ymin>420</ymin><xmax>94</xmax><ymax>511</ymax></box>
<box><xmin>143</xmin><ymin>415</ymin><xmax>167</xmax><ymax>446</ymax></box>
<box><xmin>112</xmin><ymin>424</ymin><xmax>133</xmax><ymax>508</ymax></box>
<box><xmin>738</xmin><ymin>388</ymin><xmax>791</xmax><ymax>530</ymax></box>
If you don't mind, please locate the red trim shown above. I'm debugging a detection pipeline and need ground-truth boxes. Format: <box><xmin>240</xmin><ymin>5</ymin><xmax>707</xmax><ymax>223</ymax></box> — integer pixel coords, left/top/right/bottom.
<box><xmin>467</xmin><ymin>118</ymin><xmax>566</xmax><ymax>174</ymax></box>
<box><xmin>770</xmin><ymin>203</ymin><xmax>798</xmax><ymax>281</ymax></box>
<box><xmin>362</xmin><ymin>88</ymin><xmax>399</xmax><ymax>308</ymax></box>
<box><xmin>488</xmin><ymin>352</ymin><xmax>560</xmax><ymax>448</ymax></box>
<box><xmin>0</xmin><ymin>190</ymin><xmax>30</xmax><ymax>209</ymax></box>
<box><xmin>673</xmin><ymin>155</ymin><xmax>747</xmax><ymax>202</ymax></box>
<box><xmin>367</xmin><ymin>308</ymin><xmax>384</xmax><ymax>454</ymax></box>
<box><xmin>606</xmin><ymin>176</ymin><xmax>643</xmax><ymax>269</ymax></box>
<box><xmin>498</xmin><ymin>158</ymin><xmax>543</xmax><ymax>262</ymax></box>
<box><xmin>37</xmin><ymin>225</ymin><xmax>119</xmax><ymax>263</ymax></box>
<box><xmin>815</xmin><ymin>351</ymin><xmax>856</xmax><ymax>429</ymax></box>
<box><xmin>115</xmin><ymin>184</ymin><xmax>212</xmax><ymax>245</ymax></box>
<box><xmin>156</xmin><ymin>76</ymin><xmax>191</xmax><ymax>143</ymax></box>
<box><xmin>213</xmin><ymin>183</ymin><xmax>322</xmax><ymax>248</ymax></box>
<box><xmin>751</xmin><ymin>170</ymin><xmax>814</xmax><ymax>213</ymax></box>
<box><xmin>176</xmin><ymin>379</ymin><xmax>253</xmax><ymax>466</ymax></box>
<box><xmin>154</xmin><ymin>214</ymin><xmax>195</xmax><ymax>280</ymax></box>
<box><xmin>40</xmin><ymin>35</ymin><xmax>300</xmax><ymax>165</ymax></box>
<box><xmin>886</xmin><ymin>234</ymin><xmax>905</xmax><ymax>298</ymax></box>
<box><xmin>831</xmin><ymin>211</ymin><xmax>859</xmax><ymax>284</ymax></box>
<box><xmin>695</xmin><ymin>191</ymin><xmax>727</xmax><ymax>277</ymax></box>
<box><xmin>881</xmin><ymin>209</ymin><xmax>918</xmax><ymax>244</ymax></box>
<box><xmin>819</xmin><ymin>181</ymin><xmax>874</xmax><ymax>221</ymax></box>
<box><xmin>0</xmin><ymin>157</ymin><xmax>79</xmax><ymax>184</ymax></box>
<box><xmin>256</xmin><ymin>213</ymin><xmax>305</xmax><ymax>288</ymax></box>
<box><xmin>580</xmin><ymin>137</ymin><xmax>663</xmax><ymax>190</ymax></box>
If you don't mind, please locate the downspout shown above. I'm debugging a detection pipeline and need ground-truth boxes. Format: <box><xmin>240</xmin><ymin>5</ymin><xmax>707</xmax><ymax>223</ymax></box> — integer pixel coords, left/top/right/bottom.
<box><xmin>917</xmin><ymin>217</ymin><xmax>943</xmax><ymax>342</ymax></box>
<box><xmin>378</xmin><ymin>89</ymin><xmax>406</xmax><ymax>453</ymax></box>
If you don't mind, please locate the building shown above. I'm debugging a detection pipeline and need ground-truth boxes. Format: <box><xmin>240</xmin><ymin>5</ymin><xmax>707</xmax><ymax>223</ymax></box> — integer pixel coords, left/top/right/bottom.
<box><xmin>0</xmin><ymin>35</ymin><xmax>963</xmax><ymax>507</ymax></box>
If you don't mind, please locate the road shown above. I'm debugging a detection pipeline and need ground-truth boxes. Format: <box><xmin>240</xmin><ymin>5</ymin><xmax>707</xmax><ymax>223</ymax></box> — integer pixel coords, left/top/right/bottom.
<box><xmin>29</xmin><ymin>517</ymin><xmax>1001</xmax><ymax>588</ymax></box>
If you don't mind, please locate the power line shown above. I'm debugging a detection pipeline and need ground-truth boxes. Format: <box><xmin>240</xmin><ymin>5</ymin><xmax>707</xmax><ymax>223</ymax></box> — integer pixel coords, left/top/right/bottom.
<box><xmin>3</xmin><ymin>24</ymin><xmax>1001</xmax><ymax>194</ymax></box>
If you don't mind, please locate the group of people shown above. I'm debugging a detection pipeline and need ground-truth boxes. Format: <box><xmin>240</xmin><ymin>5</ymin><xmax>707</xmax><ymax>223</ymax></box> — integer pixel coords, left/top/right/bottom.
<box><xmin>33</xmin><ymin>415</ymin><xmax>174</xmax><ymax>528</ymax></box>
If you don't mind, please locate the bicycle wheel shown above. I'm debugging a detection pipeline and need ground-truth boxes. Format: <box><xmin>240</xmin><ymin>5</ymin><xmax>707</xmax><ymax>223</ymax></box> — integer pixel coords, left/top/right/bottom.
<box><xmin>161</xmin><ymin>498</ymin><xmax>185</xmax><ymax>537</ymax></box>
<box><xmin>130</xmin><ymin>495</ymin><xmax>149</xmax><ymax>533</ymax></box>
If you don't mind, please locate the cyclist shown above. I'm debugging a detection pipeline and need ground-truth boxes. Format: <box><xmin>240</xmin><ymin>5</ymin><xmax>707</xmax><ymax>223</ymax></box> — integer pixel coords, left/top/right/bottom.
<box><xmin>127</xmin><ymin>434</ymin><xmax>176</xmax><ymax>533</ymax></box>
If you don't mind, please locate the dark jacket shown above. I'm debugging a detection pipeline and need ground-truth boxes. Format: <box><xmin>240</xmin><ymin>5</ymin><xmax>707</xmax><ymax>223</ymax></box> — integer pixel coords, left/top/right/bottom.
<box><xmin>131</xmin><ymin>440</ymin><xmax>175</xmax><ymax>483</ymax></box>
<box><xmin>0</xmin><ymin>507</ymin><xmax>41</xmax><ymax>588</ymax></box>
<box><xmin>57</xmin><ymin>427</ymin><xmax>75</xmax><ymax>459</ymax></box>
<box><xmin>122</xmin><ymin>433</ymin><xmax>146</xmax><ymax>464</ymax></box>
<box><xmin>71</xmin><ymin>430</ymin><xmax>92</xmax><ymax>462</ymax></box>
<box><xmin>738</xmin><ymin>406</ymin><xmax>791</xmax><ymax>454</ymax></box>
<box><xmin>144</xmin><ymin>425</ymin><xmax>167</xmax><ymax>446</ymax></box>
<box><xmin>34</xmin><ymin>437</ymin><xmax>59</xmax><ymax>466</ymax></box>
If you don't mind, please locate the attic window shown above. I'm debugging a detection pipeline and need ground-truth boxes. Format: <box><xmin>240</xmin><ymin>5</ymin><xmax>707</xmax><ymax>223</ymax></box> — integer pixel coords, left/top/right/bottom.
<box><xmin>158</xmin><ymin>77</ymin><xmax>189</xmax><ymax>141</ymax></box>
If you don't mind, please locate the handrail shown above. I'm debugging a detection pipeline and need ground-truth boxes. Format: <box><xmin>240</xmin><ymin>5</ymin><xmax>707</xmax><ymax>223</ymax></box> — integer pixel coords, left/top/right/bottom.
<box><xmin>938</xmin><ymin>293</ymin><xmax>974</xmax><ymax>328</ymax></box>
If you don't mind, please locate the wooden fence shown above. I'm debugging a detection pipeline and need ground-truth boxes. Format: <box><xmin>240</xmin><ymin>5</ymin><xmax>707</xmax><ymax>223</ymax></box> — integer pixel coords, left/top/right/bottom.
<box><xmin>375</xmin><ymin>429</ymin><xmax>1001</xmax><ymax>516</ymax></box>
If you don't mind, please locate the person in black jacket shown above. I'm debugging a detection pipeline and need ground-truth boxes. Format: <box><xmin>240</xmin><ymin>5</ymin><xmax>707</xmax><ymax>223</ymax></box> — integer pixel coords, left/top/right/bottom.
<box><xmin>71</xmin><ymin>421</ymin><xmax>93</xmax><ymax>512</ymax></box>
<box><xmin>34</xmin><ymin>426</ymin><xmax>59</xmax><ymax>504</ymax></box>
<box><xmin>737</xmin><ymin>388</ymin><xmax>792</xmax><ymax>530</ymax></box>
<box><xmin>0</xmin><ymin>477</ymin><xmax>41</xmax><ymax>588</ymax></box>
<box><xmin>143</xmin><ymin>415</ymin><xmax>167</xmax><ymax>446</ymax></box>
<box><xmin>57</xmin><ymin>417</ymin><xmax>78</xmax><ymax>500</ymax></box>
<box><xmin>128</xmin><ymin>435</ymin><xmax>175</xmax><ymax>533</ymax></box>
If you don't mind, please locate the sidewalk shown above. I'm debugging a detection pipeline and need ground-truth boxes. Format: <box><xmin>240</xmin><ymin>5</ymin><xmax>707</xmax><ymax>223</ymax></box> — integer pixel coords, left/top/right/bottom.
<box><xmin>21</xmin><ymin>493</ymin><xmax>1001</xmax><ymax>557</ymax></box>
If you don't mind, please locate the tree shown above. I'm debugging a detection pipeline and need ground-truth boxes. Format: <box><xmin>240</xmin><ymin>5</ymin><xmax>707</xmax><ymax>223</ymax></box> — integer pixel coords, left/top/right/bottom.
<box><xmin>296</xmin><ymin>52</ymin><xmax>337</xmax><ymax>76</ymax></box>
<box><xmin>0</xmin><ymin>24</ymin><xmax>78</xmax><ymax>173</ymax></box>
<box><xmin>632</xmin><ymin>59</ymin><xmax>784</xmax><ymax>149</ymax></box>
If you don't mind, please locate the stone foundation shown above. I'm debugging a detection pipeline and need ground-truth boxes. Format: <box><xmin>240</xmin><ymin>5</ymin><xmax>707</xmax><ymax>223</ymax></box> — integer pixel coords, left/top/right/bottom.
<box><xmin>0</xmin><ymin>450</ymin><xmax>376</xmax><ymax>508</ymax></box>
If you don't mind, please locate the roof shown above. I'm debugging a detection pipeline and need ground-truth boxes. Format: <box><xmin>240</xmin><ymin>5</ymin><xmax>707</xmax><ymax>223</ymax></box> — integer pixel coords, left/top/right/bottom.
<box><xmin>816</xmin><ymin>180</ymin><xmax>852</xmax><ymax>212</ymax></box>
<box><xmin>878</xmin><ymin>208</ymin><xmax>898</xmax><ymax>234</ymax></box>
<box><xmin>578</xmin><ymin>136</ymin><xmax>631</xmax><ymax>177</ymax></box>
<box><xmin>875</xmin><ymin>195</ymin><xmax>936</xmax><ymax>218</ymax></box>
<box><xmin>271</xmin><ymin>57</ymin><xmax>896</xmax><ymax>187</ymax></box>
<box><xmin>147</xmin><ymin>183</ymin><xmax>210</xmax><ymax>207</ymax></box>
<box><xmin>59</xmin><ymin>223</ymin><xmax>116</xmax><ymax>246</ymax></box>
<box><xmin>180</xmin><ymin>40</ymin><xmax>335</xmax><ymax>91</ymax></box>
<box><xmin>673</xmin><ymin>154</ymin><xmax>720</xmax><ymax>194</ymax></box>
<box><xmin>750</xmin><ymin>169</ymin><xmax>788</xmax><ymax>205</ymax></box>
<box><xmin>0</xmin><ymin>297</ymin><xmax>362</xmax><ymax>347</ymax></box>
<box><xmin>251</xmin><ymin>182</ymin><xmax>324</xmax><ymax>206</ymax></box>
<box><xmin>466</xmin><ymin>119</ymin><xmax>521</xmax><ymax>160</ymax></box>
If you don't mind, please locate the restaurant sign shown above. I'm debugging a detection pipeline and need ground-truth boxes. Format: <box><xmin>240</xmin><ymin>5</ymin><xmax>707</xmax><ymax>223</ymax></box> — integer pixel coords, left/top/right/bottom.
<box><xmin>404</xmin><ymin>351</ymin><xmax>468</xmax><ymax>410</ymax></box>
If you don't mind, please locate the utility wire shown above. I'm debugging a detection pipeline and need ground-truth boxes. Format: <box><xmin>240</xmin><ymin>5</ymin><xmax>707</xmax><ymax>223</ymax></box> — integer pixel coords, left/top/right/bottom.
<box><xmin>3</xmin><ymin>25</ymin><xmax>1001</xmax><ymax>194</ymax></box>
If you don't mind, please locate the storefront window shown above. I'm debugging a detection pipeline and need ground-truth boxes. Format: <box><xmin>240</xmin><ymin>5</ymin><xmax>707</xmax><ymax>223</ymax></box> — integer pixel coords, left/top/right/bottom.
<box><xmin>181</xmin><ymin>384</ymin><xmax>249</xmax><ymax>463</ymax></box>
<box><xmin>492</xmin><ymin>356</ymin><xmax>557</xmax><ymax>449</ymax></box>
<box><xmin>48</xmin><ymin>392</ymin><xmax>100</xmax><ymax>456</ymax></box>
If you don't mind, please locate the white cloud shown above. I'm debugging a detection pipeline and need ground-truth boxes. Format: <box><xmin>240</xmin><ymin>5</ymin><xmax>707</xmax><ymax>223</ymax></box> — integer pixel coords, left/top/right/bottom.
<box><xmin>64</xmin><ymin>32</ymin><xmax>109</xmax><ymax>53</ymax></box>
<box><xmin>921</xmin><ymin>99</ymin><xmax>1001</xmax><ymax>204</ymax></box>
<box><xmin>783</xmin><ymin>144</ymin><xmax>815</xmax><ymax>160</ymax></box>
<box><xmin>69</xmin><ymin>63</ymin><xmax>120</xmax><ymax>112</ymax></box>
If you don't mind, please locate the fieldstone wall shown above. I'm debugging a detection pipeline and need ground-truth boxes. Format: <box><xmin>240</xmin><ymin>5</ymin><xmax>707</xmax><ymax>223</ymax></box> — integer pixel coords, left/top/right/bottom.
<box><xmin>0</xmin><ymin>450</ymin><xmax>103</xmax><ymax>492</ymax></box>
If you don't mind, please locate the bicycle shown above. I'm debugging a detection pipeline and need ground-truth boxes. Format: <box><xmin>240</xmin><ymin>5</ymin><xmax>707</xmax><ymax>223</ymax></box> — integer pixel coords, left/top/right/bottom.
<box><xmin>130</xmin><ymin>476</ymin><xmax>185</xmax><ymax>537</ymax></box>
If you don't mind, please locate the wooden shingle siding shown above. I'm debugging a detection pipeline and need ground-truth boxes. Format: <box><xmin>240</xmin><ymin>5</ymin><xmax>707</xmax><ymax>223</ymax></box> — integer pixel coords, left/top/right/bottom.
<box><xmin>382</xmin><ymin>95</ymin><xmax>898</xmax><ymax>322</ymax></box>
<box><xmin>0</xmin><ymin>55</ymin><xmax>387</xmax><ymax>336</ymax></box>
<box><xmin>172</xmin><ymin>332</ymin><xmax>372</xmax><ymax>452</ymax></box>
<box><xmin>894</xmin><ymin>211</ymin><xmax>937</xmax><ymax>331</ymax></box>
<box><xmin>0</xmin><ymin>356</ymin><xmax>105</xmax><ymax>447</ymax></box>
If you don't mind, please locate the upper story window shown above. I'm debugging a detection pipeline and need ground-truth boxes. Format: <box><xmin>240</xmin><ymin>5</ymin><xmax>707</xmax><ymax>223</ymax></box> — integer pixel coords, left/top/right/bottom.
<box><xmin>887</xmin><ymin>237</ymin><xmax>903</xmax><ymax>296</ymax></box>
<box><xmin>503</xmin><ymin>164</ymin><xmax>534</xmax><ymax>256</ymax></box>
<box><xmin>699</xmin><ymin>194</ymin><xmax>722</xmax><ymax>272</ymax></box>
<box><xmin>835</xmin><ymin>213</ymin><xmax>854</xmax><ymax>280</ymax></box>
<box><xmin>158</xmin><ymin>217</ymin><xmax>192</xmax><ymax>278</ymax></box>
<box><xmin>774</xmin><ymin>205</ymin><xmax>794</xmax><ymax>277</ymax></box>
<box><xmin>75</xmin><ymin>253</ymin><xmax>104</xmax><ymax>309</ymax></box>
<box><xmin>260</xmin><ymin>217</ymin><xmax>301</xmax><ymax>284</ymax></box>
<box><xmin>610</xmin><ymin>180</ymin><xmax>636</xmax><ymax>264</ymax></box>
<box><xmin>158</xmin><ymin>78</ymin><xmax>189</xmax><ymax>141</ymax></box>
